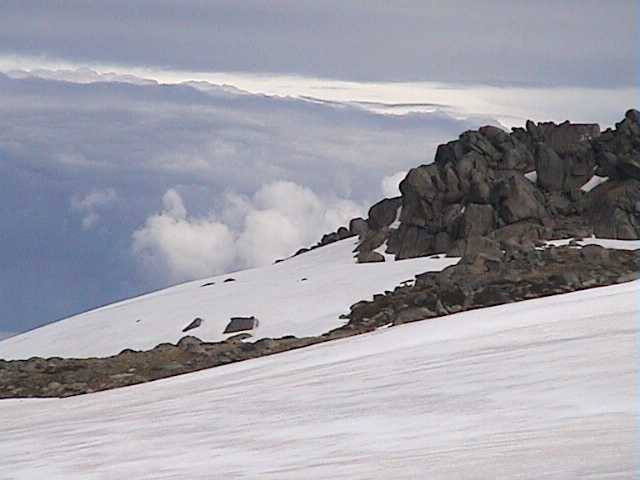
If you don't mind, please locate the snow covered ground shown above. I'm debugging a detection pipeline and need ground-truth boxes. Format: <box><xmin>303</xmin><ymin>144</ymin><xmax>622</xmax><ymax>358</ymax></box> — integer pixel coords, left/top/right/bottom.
<box><xmin>2</xmin><ymin>235</ymin><xmax>636</xmax><ymax>361</ymax></box>
<box><xmin>1</xmin><ymin>278</ymin><xmax>637</xmax><ymax>479</ymax></box>
<box><xmin>0</xmin><ymin>238</ymin><xmax>458</xmax><ymax>359</ymax></box>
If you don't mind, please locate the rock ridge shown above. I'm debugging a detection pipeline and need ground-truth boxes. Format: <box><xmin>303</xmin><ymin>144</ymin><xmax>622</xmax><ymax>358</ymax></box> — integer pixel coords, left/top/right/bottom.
<box><xmin>302</xmin><ymin>109</ymin><xmax>640</xmax><ymax>262</ymax></box>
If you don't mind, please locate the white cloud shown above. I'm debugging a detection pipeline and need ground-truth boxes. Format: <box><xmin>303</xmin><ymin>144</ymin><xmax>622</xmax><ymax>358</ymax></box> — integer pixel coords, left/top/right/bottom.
<box><xmin>132</xmin><ymin>182</ymin><xmax>365</xmax><ymax>283</ymax></box>
<box><xmin>381</xmin><ymin>171</ymin><xmax>407</xmax><ymax>198</ymax></box>
<box><xmin>131</xmin><ymin>189</ymin><xmax>236</xmax><ymax>283</ymax></box>
<box><xmin>70</xmin><ymin>188</ymin><xmax>118</xmax><ymax>229</ymax></box>
<box><xmin>236</xmin><ymin>181</ymin><xmax>363</xmax><ymax>268</ymax></box>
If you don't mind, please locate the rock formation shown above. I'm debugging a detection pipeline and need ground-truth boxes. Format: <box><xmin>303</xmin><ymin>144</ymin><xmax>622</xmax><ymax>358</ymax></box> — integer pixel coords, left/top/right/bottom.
<box><xmin>309</xmin><ymin>110</ymin><xmax>640</xmax><ymax>262</ymax></box>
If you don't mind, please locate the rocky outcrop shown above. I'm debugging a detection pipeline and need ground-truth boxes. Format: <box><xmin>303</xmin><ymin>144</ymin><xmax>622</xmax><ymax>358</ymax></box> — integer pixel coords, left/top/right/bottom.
<box><xmin>304</xmin><ymin>110</ymin><xmax>640</xmax><ymax>263</ymax></box>
<box><xmin>343</xmin><ymin>243</ymin><xmax>640</xmax><ymax>331</ymax></box>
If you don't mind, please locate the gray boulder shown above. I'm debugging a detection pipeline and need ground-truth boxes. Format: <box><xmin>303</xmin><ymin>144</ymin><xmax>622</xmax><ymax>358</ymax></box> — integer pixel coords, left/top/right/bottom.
<box><xmin>368</xmin><ymin>197</ymin><xmax>401</xmax><ymax>230</ymax></box>
<box><xmin>182</xmin><ymin>317</ymin><xmax>203</xmax><ymax>333</ymax></box>
<box><xmin>493</xmin><ymin>174</ymin><xmax>547</xmax><ymax>224</ymax></box>
<box><xmin>348</xmin><ymin>217</ymin><xmax>369</xmax><ymax>238</ymax></box>
<box><xmin>224</xmin><ymin>316</ymin><xmax>259</xmax><ymax>334</ymax></box>
<box><xmin>458</xmin><ymin>204</ymin><xmax>496</xmax><ymax>238</ymax></box>
<box><xmin>357</xmin><ymin>250</ymin><xmax>385</xmax><ymax>263</ymax></box>
<box><xmin>588</xmin><ymin>179</ymin><xmax>640</xmax><ymax>239</ymax></box>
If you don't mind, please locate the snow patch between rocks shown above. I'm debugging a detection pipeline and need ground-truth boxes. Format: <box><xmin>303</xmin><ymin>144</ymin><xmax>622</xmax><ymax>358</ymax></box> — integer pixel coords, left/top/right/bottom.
<box><xmin>580</xmin><ymin>175</ymin><xmax>609</xmax><ymax>192</ymax></box>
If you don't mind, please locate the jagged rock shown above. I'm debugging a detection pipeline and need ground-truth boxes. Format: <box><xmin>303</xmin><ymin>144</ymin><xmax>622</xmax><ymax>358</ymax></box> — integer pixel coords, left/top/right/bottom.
<box><xmin>493</xmin><ymin>174</ymin><xmax>548</xmax><ymax>224</ymax></box>
<box><xmin>399</xmin><ymin>165</ymin><xmax>440</xmax><ymax>226</ymax></box>
<box><xmin>349</xmin><ymin>217</ymin><xmax>369</xmax><ymax>238</ymax></box>
<box><xmin>478</xmin><ymin>125</ymin><xmax>508</xmax><ymax>145</ymax></box>
<box><xmin>468</xmin><ymin>170</ymin><xmax>492</xmax><ymax>203</ymax></box>
<box><xmin>535</xmin><ymin>143</ymin><xmax>565</xmax><ymax>191</ymax></box>
<box><xmin>368</xmin><ymin>197</ymin><xmax>401</xmax><ymax>230</ymax></box>
<box><xmin>356</xmin><ymin>229</ymin><xmax>387</xmax><ymax>253</ymax></box>
<box><xmin>593</xmin><ymin>109</ymin><xmax>640</xmax><ymax>180</ymax></box>
<box><xmin>588</xmin><ymin>179</ymin><xmax>640</xmax><ymax>239</ymax></box>
<box><xmin>544</xmin><ymin>122</ymin><xmax>599</xmax><ymax>154</ymax></box>
<box><xmin>393</xmin><ymin>225</ymin><xmax>433</xmax><ymax>259</ymax></box>
<box><xmin>459</xmin><ymin>204</ymin><xmax>495</xmax><ymax>238</ymax></box>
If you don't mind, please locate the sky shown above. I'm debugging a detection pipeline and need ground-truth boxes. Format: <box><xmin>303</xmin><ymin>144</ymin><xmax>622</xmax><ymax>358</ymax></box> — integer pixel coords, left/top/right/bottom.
<box><xmin>0</xmin><ymin>1</ymin><xmax>637</xmax><ymax>338</ymax></box>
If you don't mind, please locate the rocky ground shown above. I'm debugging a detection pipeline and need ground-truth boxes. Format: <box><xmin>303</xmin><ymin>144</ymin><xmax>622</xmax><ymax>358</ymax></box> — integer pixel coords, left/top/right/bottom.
<box><xmin>1</xmin><ymin>242</ymin><xmax>638</xmax><ymax>398</ymax></box>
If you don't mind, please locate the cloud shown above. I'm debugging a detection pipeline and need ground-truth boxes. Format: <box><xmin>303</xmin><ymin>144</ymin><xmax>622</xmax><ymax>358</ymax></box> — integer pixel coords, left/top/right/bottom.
<box><xmin>131</xmin><ymin>189</ymin><xmax>235</xmax><ymax>283</ymax></box>
<box><xmin>381</xmin><ymin>171</ymin><xmax>407</xmax><ymax>198</ymax></box>
<box><xmin>235</xmin><ymin>181</ymin><xmax>364</xmax><ymax>268</ymax></box>
<box><xmin>0</xmin><ymin>1</ymin><xmax>635</xmax><ymax>87</ymax></box>
<box><xmin>70</xmin><ymin>188</ymin><xmax>118</xmax><ymax>229</ymax></box>
<box><xmin>132</xmin><ymin>182</ymin><xmax>365</xmax><ymax>282</ymax></box>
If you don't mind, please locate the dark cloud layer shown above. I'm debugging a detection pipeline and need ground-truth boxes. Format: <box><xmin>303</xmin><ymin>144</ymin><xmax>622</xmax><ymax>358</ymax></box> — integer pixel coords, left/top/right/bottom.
<box><xmin>0</xmin><ymin>74</ymin><xmax>487</xmax><ymax>336</ymax></box>
<box><xmin>1</xmin><ymin>0</ymin><xmax>636</xmax><ymax>87</ymax></box>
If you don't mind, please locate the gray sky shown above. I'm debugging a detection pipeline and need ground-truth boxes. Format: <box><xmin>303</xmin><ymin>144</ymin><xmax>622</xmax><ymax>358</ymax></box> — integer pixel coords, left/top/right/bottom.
<box><xmin>0</xmin><ymin>1</ymin><xmax>637</xmax><ymax>338</ymax></box>
<box><xmin>1</xmin><ymin>0</ymin><xmax>637</xmax><ymax>86</ymax></box>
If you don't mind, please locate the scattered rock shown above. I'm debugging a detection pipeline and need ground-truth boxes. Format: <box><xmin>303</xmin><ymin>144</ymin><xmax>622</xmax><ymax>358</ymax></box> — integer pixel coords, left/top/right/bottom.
<box><xmin>182</xmin><ymin>317</ymin><xmax>203</xmax><ymax>333</ymax></box>
<box><xmin>224</xmin><ymin>316</ymin><xmax>259</xmax><ymax>334</ymax></box>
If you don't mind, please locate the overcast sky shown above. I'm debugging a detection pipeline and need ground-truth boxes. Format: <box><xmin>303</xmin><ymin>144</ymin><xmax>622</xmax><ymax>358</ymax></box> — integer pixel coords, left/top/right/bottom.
<box><xmin>0</xmin><ymin>1</ymin><xmax>637</xmax><ymax>338</ymax></box>
<box><xmin>1</xmin><ymin>1</ymin><xmax>637</xmax><ymax>86</ymax></box>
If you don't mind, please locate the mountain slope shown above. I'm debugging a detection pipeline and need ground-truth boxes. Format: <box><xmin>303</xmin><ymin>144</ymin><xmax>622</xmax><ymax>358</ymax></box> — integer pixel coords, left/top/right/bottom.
<box><xmin>0</xmin><ymin>238</ymin><xmax>457</xmax><ymax>359</ymax></box>
<box><xmin>1</xmin><ymin>279</ymin><xmax>637</xmax><ymax>479</ymax></box>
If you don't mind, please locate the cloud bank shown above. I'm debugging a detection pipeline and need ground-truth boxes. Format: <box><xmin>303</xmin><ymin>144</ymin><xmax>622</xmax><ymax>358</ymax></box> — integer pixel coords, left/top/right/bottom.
<box><xmin>0</xmin><ymin>1</ymin><xmax>636</xmax><ymax>87</ymax></box>
<box><xmin>132</xmin><ymin>182</ymin><xmax>364</xmax><ymax>282</ymax></box>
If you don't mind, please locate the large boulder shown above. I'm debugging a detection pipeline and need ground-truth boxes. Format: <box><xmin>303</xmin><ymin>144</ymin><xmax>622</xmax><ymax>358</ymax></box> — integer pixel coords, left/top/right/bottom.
<box><xmin>535</xmin><ymin>144</ymin><xmax>565</xmax><ymax>191</ymax></box>
<box><xmin>367</xmin><ymin>197</ymin><xmax>401</xmax><ymax>230</ymax></box>
<box><xmin>458</xmin><ymin>203</ymin><xmax>496</xmax><ymax>238</ymax></box>
<box><xmin>492</xmin><ymin>174</ymin><xmax>548</xmax><ymax>224</ymax></box>
<box><xmin>533</xmin><ymin>122</ymin><xmax>599</xmax><ymax>192</ymax></box>
<box><xmin>223</xmin><ymin>316</ymin><xmax>259</xmax><ymax>334</ymax></box>
<box><xmin>587</xmin><ymin>179</ymin><xmax>640</xmax><ymax>239</ymax></box>
<box><xmin>389</xmin><ymin>224</ymin><xmax>433</xmax><ymax>259</ymax></box>
<box><xmin>593</xmin><ymin>109</ymin><xmax>640</xmax><ymax>180</ymax></box>
<box><xmin>348</xmin><ymin>217</ymin><xmax>369</xmax><ymax>238</ymax></box>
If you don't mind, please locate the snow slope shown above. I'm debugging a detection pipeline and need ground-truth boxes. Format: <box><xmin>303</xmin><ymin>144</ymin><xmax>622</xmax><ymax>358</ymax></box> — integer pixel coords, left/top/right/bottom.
<box><xmin>1</xmin><ymin>279</ymin><xmax>637</xmax><ymax>479</ymax></box>
<box><xmin>0</xmin><ymin>238</ymin><xmax>458</xmax><ymax>359</ymax></box>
